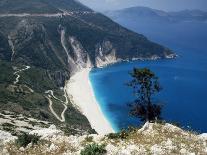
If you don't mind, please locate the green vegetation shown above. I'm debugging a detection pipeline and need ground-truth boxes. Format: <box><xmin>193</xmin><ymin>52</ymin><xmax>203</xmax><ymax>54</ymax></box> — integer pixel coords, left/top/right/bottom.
<box><xmin>1</xmin><ymin>123</ymin><xmax>16</xmax><ymax>133</ymax></box>
<box><xmin>128</xmin><ymin>68</ymin><xmax>163</xmax><ymax>122</ymax></box>
<box><xmin>50</xmin><ymin>97</ymin><xmax>65</xmax><ymax>118</ymax></box>
<box><xmin>0</xmin><ymin>60</ymin><xmax>14</xmax><ymax>84</ymax></box>
<box><xmin>81</xmin><ymin>143</ymin><xmax>107</xmax><ymax>155</ymax></box>
<box><xmin>107</xmin><ymin>130</ymin><xmax>129</xmax><ymax>140</ymax></box>
<box><xmin>20</xmin><ymin>67</ymin><xmax>58</xmax><ymax>93</ymax></box>
<box><xmin>0</xmin><ymin>0</ymin><xmax>61</xmax><ymax>14</ymax></box>
<box><xmin>15</xmin><ymin>133</ymin><xmax>40</xmax><ymax>147</ymax></box>
<box><xmin>107</xmin><ymin>126</ymin><xmax>137</xmax><ymax>140</ymax></box>
<box><xmin>84</xmin><ymin>136</ymin><xmax>94</xmax><ymax>143</ymax></box>
<box><xmin>0</xmin><ymin>60</ymin><xmax>93</xmax><ymax>135</ymax></box>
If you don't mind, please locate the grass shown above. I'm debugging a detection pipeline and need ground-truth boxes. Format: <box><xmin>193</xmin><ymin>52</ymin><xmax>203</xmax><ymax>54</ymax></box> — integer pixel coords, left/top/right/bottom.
<box><xmin>7</xmin><ymin>138</ymin><xmax>77</xmax><ymax>155</ymax></box>
<box><xmin>125</xmin><ymin>123</ymin><xmax>205</xmax><ymax>154</ymax></box>
<box><xmin>80</xmin><ymin>143</ymin><xmax>107</xmax><ymax>155</ymax></box>
<box><xmin>3</xmin><ymin>123</ymin><xmax>207</xmax><ymax>155</ymax></box>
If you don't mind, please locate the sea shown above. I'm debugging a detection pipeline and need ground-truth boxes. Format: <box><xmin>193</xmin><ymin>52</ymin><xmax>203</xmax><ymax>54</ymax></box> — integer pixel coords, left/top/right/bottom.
<box><xmin>89</xmin><ymin>21</ymin><xmax>207</xmax><ymax>133</ymax></box>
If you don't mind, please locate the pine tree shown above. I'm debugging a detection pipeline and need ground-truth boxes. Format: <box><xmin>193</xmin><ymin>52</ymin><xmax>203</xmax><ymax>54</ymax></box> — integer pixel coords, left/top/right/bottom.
<box><xmin>128</xmin><ymin>68</ymin><xmax>162</xmax><ymax>122</ymax></box>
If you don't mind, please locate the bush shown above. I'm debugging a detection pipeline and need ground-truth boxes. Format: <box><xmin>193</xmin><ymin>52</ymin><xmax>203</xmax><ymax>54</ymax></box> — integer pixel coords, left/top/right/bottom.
<box><xmin>85</xmin><ymin>136</ymin><xmax>93</xmax><ymax>143</ymax></box>
<box><xmin>80</xmin><ymin>143</ymin><xmax>107</xmax><ymax>155</ymax></box>
<box><xmin>107</xmin><ymin>130</ymin><xmax>129</xmax><ymax>140</ymax></box>
<box><xmin>107</xmin><ymin>133</ymin><xmax>120</xmax><ymax>139</ymax></box>
<box><xmin>16</xmin><ymin>133</ymin><xmax>40</xmax><ymax>147</ymax></box>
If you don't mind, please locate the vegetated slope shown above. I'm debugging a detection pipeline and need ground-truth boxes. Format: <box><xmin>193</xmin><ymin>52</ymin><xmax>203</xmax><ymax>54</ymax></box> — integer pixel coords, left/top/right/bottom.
<box><xmin>0</xmin><ymin>0</ymin><xmax>174</xmax><ymax>135</ymax></box>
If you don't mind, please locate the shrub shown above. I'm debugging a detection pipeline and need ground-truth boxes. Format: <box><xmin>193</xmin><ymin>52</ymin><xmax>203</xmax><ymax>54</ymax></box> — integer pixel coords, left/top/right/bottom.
<box><xmin>85</xmin><ymin>136</ymin><xmax>93</xmax><ymax>143</ymax></box>
<box><xmin>107</xmin><ymin>130</ymin><xmax>129</xmax><ymax>140</ymax></box>
<box><xmin>107</xmin><ymin>133</ymin><xmax>120</xmax><ymax>139</ymax></box>
<box><xmin>80</xmin><ymin>143</ymin><xmax>107</xmax><ymax>155</ymax></box>
<box><xmin>15</xmin><ymin>133</ymin><xmax>40</xmax><ymax>147</ymax></box>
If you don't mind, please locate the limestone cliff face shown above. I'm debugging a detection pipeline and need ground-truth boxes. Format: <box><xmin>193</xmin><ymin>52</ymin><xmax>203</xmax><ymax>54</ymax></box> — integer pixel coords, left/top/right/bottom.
<box><xmin>95</xmin><ymin>40</ymin><xmax>118</xmax><ymax>68</ymax></box>
<box><xmin>61</xmin><ymin>34</ymin><xmax>120</xmax><ymax>73</ymax></box>
<box><xmin>60</xmin><ymin>32</ymin><xmax>120</xmax><ymax>73</ymax></box>
<box><xmin>59</xmin><ymin>33</ymin><xmax>124</xmax><ymax>73</ymax></box>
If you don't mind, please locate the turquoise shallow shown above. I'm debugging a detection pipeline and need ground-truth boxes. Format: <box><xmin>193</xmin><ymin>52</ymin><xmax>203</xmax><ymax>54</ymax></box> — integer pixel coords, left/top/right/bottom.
<box><xmin>89</xmin><ymin>21</ymin><xmax>207</xmax><ymax>133</ymax></box>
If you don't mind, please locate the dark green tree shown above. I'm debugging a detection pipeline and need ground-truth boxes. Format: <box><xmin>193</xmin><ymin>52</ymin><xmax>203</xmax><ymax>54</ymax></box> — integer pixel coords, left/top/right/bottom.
<box><xmin>128</xmin><ymin>68</ymin><xmax>162</xmax><ymax>122</ymax></box>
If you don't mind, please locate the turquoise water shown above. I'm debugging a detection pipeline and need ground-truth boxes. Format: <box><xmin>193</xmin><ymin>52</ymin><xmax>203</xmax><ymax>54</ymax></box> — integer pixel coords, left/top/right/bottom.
<box><xmin>89</xmin><ymin>21</ymin><xmax>207</xmax><ymax>133</ymax></box>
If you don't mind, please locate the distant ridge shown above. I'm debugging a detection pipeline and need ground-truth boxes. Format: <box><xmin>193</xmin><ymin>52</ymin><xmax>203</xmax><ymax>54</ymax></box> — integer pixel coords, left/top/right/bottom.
<box><xmin>105</xmin><ymin>6</ymin><xmax>207</xmax><ymax>22</ymax></box>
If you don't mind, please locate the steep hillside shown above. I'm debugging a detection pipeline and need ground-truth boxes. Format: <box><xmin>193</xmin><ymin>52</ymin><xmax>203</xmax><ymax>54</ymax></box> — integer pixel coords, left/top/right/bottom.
<box><xmin>0</xmin><ymin>1</ymin><xmax>175</xmax><ymax>135</ymax></box>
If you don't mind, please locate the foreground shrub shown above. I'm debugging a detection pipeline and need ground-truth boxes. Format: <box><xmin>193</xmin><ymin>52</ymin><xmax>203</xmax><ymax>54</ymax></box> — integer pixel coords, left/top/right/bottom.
<box><xmin>107</xmin><ymin>130</ymin><xmax>129</xmax><ymax>140</ymax></box>
<box><xmin>15</xmin><ymin>133</ymin><xmax>40</xmax><ymax>147</ymax></box>
<box><xmin>80</xmin><ymin>143</ymin><xmax>106</xmax><ymax>155</ymax></box>
<box><xmin>84</xmin><ymin>136</ymin><xmax>93</xmax><ymax>143</ymax></box>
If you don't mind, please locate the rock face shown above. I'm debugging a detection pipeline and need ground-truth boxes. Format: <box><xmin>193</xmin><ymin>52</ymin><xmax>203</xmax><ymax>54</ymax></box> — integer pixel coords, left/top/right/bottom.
<box><xmin>95</xmin><ymin>40</ymin><xmax>118</xmax><ymax>67</ymax></box>
<box><xmin>1</xmin><ymin>123</ymin><xmax>207</xmax><ymax>155</ymax></box>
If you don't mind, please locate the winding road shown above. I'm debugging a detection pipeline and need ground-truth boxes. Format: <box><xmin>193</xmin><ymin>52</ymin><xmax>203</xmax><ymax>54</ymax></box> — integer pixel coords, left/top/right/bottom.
<box><xmin>13</xmin><ymin>66</ymin><xmax>30</xmax><ymax>85</ymax></box>
<box><xmin>45</xmin><ymin>89</ymin><xmax>68</xmax><ymax>122</ymax></box>
<box><xmin>0</xmin><ymin>11</ymin><xmax>96</xmax><ymax>18</ymax></box>
<box><xmin>12</xmin><ymin>65</ymin><xmax>68</xmax><ymax>122</ymax></box>
<box><xmin>0</xmin><ymin>11</ymin><xmax>102</xmax><ymax>31</ymax></box>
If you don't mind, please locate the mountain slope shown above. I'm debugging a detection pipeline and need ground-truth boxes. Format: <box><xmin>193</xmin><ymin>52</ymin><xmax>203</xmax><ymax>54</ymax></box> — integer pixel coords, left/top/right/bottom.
<box><xmin>0</xmin><ymin>1</ymin><xmax>174</xmax><ymax>135</ymax></box>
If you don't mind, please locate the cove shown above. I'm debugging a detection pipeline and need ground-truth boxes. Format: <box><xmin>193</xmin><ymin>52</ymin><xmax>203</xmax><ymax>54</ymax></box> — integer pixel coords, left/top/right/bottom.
<box><xmin>89</xmin><ymin>21</ymin><xmax>207</xmax><ymax>133</ymax></box>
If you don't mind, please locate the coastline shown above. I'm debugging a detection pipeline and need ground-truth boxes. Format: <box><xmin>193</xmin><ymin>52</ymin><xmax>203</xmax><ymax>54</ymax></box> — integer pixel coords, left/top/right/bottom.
<box><xmin>65</xmin><ymin>54</ymin><xmax>176</xmax><ymax>135</ymax></box>
<box><xmin>66</xmin><ymin>68</ymin><xmax>115</xmax><ymax>135</ymax></box>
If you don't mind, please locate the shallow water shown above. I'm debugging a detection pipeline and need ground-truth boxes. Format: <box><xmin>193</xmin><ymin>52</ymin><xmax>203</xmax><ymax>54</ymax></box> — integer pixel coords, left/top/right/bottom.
<box><xmin>89</xmin><ymin>21</ymin><xmax>207</xmax><ymax>133</ymax></box>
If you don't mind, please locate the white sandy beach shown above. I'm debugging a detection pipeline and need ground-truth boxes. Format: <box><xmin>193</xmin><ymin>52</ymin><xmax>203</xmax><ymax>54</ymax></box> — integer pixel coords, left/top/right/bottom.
<box><xmin>66</xmin><ymin>69</ymin><xmax>115</xmax><ymax>135</ymax></box>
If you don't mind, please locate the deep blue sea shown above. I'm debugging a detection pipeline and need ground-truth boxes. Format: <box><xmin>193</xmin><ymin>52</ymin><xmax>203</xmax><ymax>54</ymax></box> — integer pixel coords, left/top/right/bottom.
<box><xmin>89</xmin><ymin>21</ymin><xmax>207</xmax><ymax>133</ymax></box>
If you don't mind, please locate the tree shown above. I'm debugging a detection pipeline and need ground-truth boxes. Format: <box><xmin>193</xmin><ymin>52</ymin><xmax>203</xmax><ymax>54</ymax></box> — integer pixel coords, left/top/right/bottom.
<box><xmin>128</xmin><ymin>68</ymin><xmax>162</xmax><ymax>122</ymax></box>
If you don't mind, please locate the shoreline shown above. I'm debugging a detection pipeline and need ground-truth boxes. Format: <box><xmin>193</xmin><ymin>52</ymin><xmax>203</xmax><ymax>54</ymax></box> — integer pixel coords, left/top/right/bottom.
<box><xmin>66</xmin><ymin>68</ymin><xmax>115</xmax><ymax>135</ymax></box>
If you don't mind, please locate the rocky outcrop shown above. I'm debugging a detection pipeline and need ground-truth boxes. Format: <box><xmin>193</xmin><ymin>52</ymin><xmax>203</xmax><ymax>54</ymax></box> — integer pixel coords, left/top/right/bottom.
<box><xmin>69</xmin><ymin>36</ymin><xmax>92</xmax><ymax>69</ymax></box>
<box><xmin>1</xmin><ymin>123</ymin><xmax>207</xmax><ymax>155</ymax></box>
<box><xmin>95</xmin><ymin>40</ymin><xmax>119</xmax><ymax>67</ymax></box>
<box><xmin>59</xmin><ymin>28</ymin><xmax>124</xmax><ymax>73</ymax></box>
